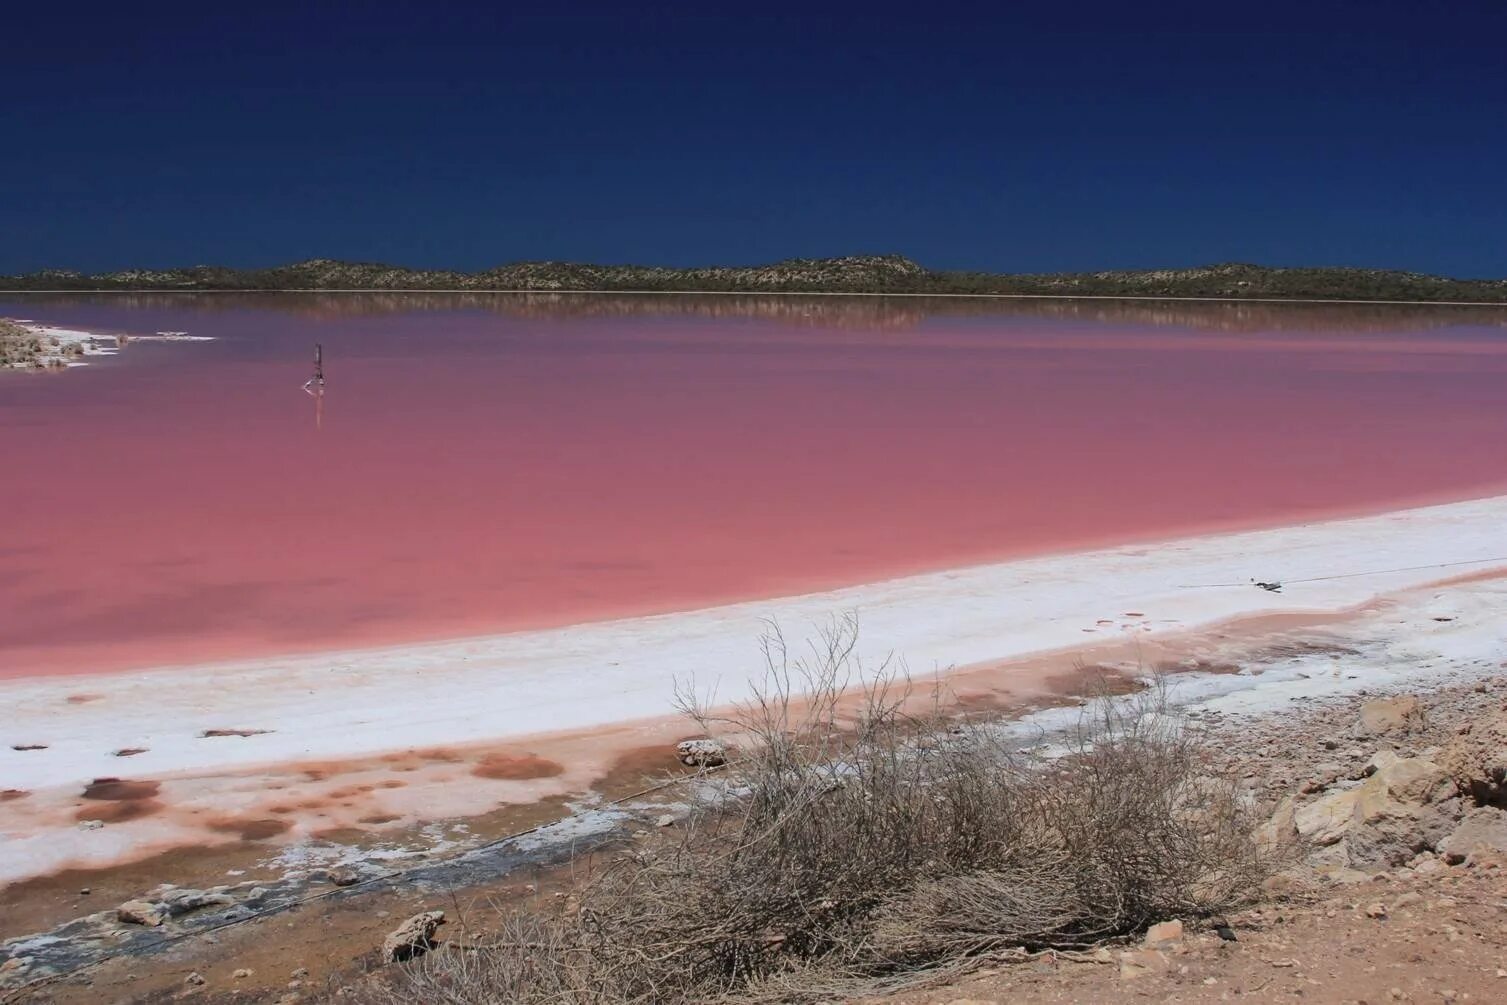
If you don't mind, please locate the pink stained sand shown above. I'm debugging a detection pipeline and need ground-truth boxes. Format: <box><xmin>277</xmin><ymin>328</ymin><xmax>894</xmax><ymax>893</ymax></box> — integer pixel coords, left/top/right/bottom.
<box><xmin>3</xmin><ymin>294</ymin><xmax>1507</xmax><ymax>680</ymax></box>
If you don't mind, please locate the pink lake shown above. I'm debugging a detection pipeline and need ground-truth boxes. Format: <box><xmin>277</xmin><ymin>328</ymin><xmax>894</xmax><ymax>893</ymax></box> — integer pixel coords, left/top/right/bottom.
<box><xmin>3</xmin><ymin>293</ymin><xmax>1507</xmax><ymax>680</ymax></box>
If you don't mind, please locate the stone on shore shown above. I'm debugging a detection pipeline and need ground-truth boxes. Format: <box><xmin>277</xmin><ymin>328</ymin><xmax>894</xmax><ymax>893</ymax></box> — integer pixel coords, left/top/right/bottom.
<box><xmin>1438</xmin><ymin>707</ymin><xmax>1507</xmax><ymax>804</ymax></box>
<box><xmin>383</xmin><ymin>910</ymin><xmax>445</xmax><ymax>962</ymax></box>
<box><xmin>1437</xmin><ymin>806</ymin><xmax>1507</xmax><ymax>865</ymax></box>
<box><xmin>676</xmin><ymin>738</ymin><xmax>727</xmax><ymax>768</ymax></box>
<box><xmin>116</xmin><ymin>899</ymin><xmax>167</xmax><ymax>927</ymax></box>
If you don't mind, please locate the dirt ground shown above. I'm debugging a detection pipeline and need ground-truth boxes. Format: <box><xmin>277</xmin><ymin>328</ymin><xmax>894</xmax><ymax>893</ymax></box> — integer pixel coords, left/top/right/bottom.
<box><xmin>882</xmin><ymin>862</ymin><xmax>1507</xmax><ymax>1004</ymax></box>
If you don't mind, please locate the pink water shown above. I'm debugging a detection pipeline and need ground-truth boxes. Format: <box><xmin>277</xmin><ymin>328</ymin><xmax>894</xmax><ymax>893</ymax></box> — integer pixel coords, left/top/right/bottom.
<box><xmin>4</xmin><ymin>294</ymin><xmax>1507</xmax><ymax>679</ymax></box>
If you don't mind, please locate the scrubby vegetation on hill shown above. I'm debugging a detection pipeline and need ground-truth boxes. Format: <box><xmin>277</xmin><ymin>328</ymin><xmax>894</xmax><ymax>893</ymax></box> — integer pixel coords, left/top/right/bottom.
<box><xmin>5</xmin><ymin>256</ymin><xmax>1505</xmax><ymax>301</ymax></box>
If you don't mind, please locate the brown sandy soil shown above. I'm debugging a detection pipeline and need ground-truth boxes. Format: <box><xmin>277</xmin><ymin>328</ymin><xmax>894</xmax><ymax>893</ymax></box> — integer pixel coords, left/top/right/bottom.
<box><xmin>880</xmin><ymin>863</ymin><xmax>1507</xmax><ymax>1005</ymax></box>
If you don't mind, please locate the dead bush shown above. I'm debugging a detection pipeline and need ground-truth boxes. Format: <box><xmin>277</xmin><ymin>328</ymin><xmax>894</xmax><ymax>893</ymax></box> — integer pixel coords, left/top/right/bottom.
<box><xmin>368</xmin><ymin>616</ymin><xmax>1273</xmax><ymax>1004</ymax></box>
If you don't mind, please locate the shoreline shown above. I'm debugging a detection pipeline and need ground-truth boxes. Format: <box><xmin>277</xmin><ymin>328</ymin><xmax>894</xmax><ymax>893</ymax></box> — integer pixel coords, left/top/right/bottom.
<box><xmin>5</xmin><ymin>287</ymin><xmax>1507</xmax><ymax>307</ymax></box>
<box><xmin>0</xmin><ymin>318</ymin><xmax>211</xmax><ymax>371</ymax></box>
<box><xmin>4</xmin><ymin>494</ymin><xmax>1507</xmax><ymax>886</ymax></box>
<box><xmin>5</xmin><ymin>571</ymin><xmax>1507</xmax><ymax>997</ymax></box>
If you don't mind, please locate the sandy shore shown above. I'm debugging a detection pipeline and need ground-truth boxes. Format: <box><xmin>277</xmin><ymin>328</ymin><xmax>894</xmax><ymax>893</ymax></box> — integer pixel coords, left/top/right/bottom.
<box><xmin>4</xmin><ymin>494</ymin><xmax>1507</xmax><ymax>884</ymax></box>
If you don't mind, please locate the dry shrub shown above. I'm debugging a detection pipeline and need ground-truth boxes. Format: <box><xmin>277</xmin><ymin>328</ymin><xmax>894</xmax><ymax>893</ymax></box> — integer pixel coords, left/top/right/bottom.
<box><xmin>371</xmin><ymin>617</ymin><xmax>1273</xmax><ymax>1004</ymax></box>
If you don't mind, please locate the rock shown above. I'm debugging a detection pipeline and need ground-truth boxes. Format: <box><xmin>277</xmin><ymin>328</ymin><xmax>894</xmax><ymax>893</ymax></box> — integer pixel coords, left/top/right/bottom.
<box><xmin>1143</xmin><ymin>919</ymin><xmax>1184</xmax><ymax>948</ymax></box>
<box><xmin>1438</xmin><ymin>806</ymin><xmax>1507</xmax><ymax>864</ymax></box>
<box><xmin>160</xmin><ymin>888</ymin><xmax>235</xmax><ymax>917</ymax></box>
<box><xmin>675</xmin><ymin>738</ymin><xmax>727</xmax><ymax>768</ymax></box>
<box><xmin>383</xmin><ymin>910</ymin><xmax>446</xmax><ymax>961</ymax></box>
<box><xmin>1438</xmin><ymin>708</ymin><xmax>1507</xmax><ymax>804</ymax></box>
<box><xmin>78</xmin><ymin>819</ymin><xmax>104</xmax><ymax>831</ymax></box>
<box><xmin>1257</xmin><ymin>795</ymin><xmax>1299</xmax><ymax>850</ymax></box>
<box><xmin>327</xmin><ymin>867</ymin><xmax>359</xmax><ymax>887</ymax></box>
<box><xmin>1353</xmin><ymin>696</ymin><xmax>1428</xmax><ymax>738</ymax></box>
<box><xmin>185</xmin><ymin>972</ymin><xmax>206</xmax><ymax>986</ymax></box>
<box><xmin>655</xmin><ymin>814</ymin><xmax>676</xmax><ymax>828</ymax></box>
<box><xmin>1315</xmin><ymin>864</ymin><xmax>1371</xmax><ymax>885</ymax></box>
<box><xmin>291</xmin><ymin>968</ymin><xmax>309</xmax><ymax>979</ymax></box>
<box><xmin>233</xmin><ymin>967</ymin><xmax>253</xmax><ymax>979</ymax></box>
<box><xmin>1118</xmin><ymin>949</ymin><xmax>1171</xmax><ymax>979</ymax></box>
<box><xmin>1364</xmin><ymin>751</ymin><xmax>1454</xmax><ymax>805</ymax></box>
<box><xmin>116</xmin><ymin>899</ymin><xmax>167</xmax><ymax>927</ymax></box>
<box><xmin>1345</xmin><ymin>767</ymin><xmax>1457</xmax><ymax>869</ymax></box>
<box><xmin>1293</xmin><ymin>753</ymin><xmax>1457</xmax><ymax>868</ymax></box>
<box><xmin>1294</xmin><ymin>788</ymin><xmax>1360</xmax><ymax>846</ymax></box>
<box><xmin>1363</xmin><ymin>902</ymin><xmax>1388</xmax><ymax>918</ymax></box>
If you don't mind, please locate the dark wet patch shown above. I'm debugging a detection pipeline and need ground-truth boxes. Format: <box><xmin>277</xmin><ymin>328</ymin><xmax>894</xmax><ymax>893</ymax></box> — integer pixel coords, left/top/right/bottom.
<box><xmin>114</xmin><ymin>748</ymin><xmax>148</xmax><ymax>757</ymax></box>
<box><xmin>378</xmin><ymin>780</ymin><xmax>407</xmax><ymax>789</ymax></box>
<box><xmin>76</xmin><ymin>799</ymin><xmax>163</xmax><ymax>824</ymax></box>
<box><xmin>199</xmin><ymin>728</ymin><xmax>273</xmax><ymax>738</ymax></box>
<box><xmin>208</xmin><ymin>817</ymin><xmax>291</xmax><ymax>841</ymax></box>
<box><xmin>83</xmin><ymin>778</ymin><xmax>162</xmax><ymax>801</ymax></box>
<box><xmin>358</xmin><ymin>813</ymin><xmax>401</xmax><ymax>825</ymax></box>
<box><xmin>1123</xmin><ymin>612</ymin><xmax>1145</xmax><ymax>617</ymax></box>
<box><xmin>472</xmin><ymin>753</ymin><xmax>566</xmax><ymax>781</ymax></box>
<box><xmin>12</xmin><ymin>743</ymin><xmax>48</xmax><ymax>751</ymax></box>
<box><xmin>1</xmin><ymin>788</ymin><xmax>29</xmax><ymax>801</ymax></box>
<box><xmin>65</xmin><ymin>693</ymin><xmax>103</xmax><ymax>704</ymax></box>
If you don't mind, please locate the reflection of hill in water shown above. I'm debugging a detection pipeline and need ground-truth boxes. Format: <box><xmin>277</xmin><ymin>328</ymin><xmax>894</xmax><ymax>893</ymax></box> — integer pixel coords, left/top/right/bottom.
<box><xmin>9</xmin><ymin>292</ymin><xmax>1507</xmax><ymax>335</ymax></box>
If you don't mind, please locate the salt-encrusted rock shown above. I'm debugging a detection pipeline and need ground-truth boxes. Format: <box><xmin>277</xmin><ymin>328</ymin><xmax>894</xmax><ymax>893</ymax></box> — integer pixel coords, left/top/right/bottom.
<box><xmin>160</xmin><ymin>887</ymin><xmax>235</xmax><ymax>917</ymax></box>
<box><xmin>116</xmin><ymin>899</ymin><xmax>167</xmax><ymax>927</ymax></box>
<box><xmin>676</xmin><ymin>738</ymin><xmax>727</xmax><ymax>768</ymax></box>
<box><xmin>1353</xmin><ymin>696</ymin><xmax>1428</xmax><ymax>738</ymax></box>
<box><xmin>383</xmin><ymin>910</ymin><xmax>445</xmax><ymax>961</ymax></box>
<box><xmin>1437</xmin><ymin>806</ymin><xmax>1507</xmax><ymax>865</ymax></box>
<box><xmin>1438</xmin><ymin>708</ymin><xmax>1507</xmax><ymax>804</ymax></box>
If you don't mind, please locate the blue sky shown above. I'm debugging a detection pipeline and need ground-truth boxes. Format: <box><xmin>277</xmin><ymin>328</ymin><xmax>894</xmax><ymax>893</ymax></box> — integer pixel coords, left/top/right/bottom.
<box><xmin>5</xmin><ymin>1</ymin><xmax>1505</xmax><ymax>275</ymax></box>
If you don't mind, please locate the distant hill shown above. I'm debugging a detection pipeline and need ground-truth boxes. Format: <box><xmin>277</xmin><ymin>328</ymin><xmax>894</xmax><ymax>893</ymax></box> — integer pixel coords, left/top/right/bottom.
<box><xmin>4</xmin><ymin>256</ymin><xmax>1505</xmax><ymax>302</ymax></box>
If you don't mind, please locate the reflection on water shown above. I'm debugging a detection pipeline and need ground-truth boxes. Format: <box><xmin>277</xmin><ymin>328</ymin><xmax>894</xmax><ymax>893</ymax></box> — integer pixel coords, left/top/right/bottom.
<box><xmin>9</xmin><ymin>290</ymin><xmax>1507</xmax><ymax>335</ymax></box>
<box><xmin>3</xmin><ymin>293</ymin><xmax>1507</xmax><ymax>679</ymax></box>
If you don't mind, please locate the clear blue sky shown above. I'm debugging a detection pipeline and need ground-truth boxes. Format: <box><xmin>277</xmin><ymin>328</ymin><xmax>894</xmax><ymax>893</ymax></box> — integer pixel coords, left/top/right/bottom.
<box><xmin>5</xmin><ymin>1</ymin><xmax>1505</xmax><ymax>276</ymax></box>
